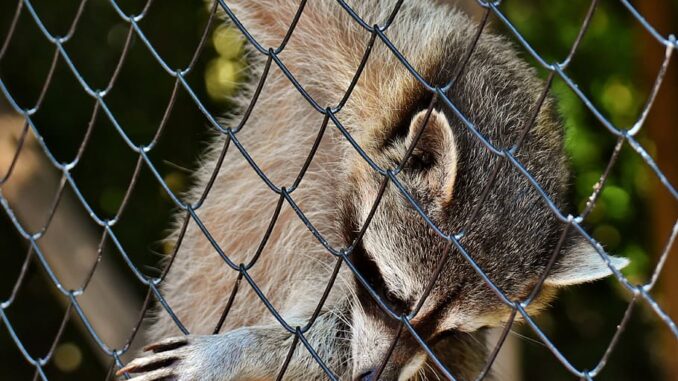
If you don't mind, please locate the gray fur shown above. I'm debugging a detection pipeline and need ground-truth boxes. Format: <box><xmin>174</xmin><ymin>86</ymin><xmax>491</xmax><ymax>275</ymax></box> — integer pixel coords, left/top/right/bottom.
<box><xmin>119</xmin><ymin>1</ymin><xmax>627</xmax><ymax>380</ymax></box>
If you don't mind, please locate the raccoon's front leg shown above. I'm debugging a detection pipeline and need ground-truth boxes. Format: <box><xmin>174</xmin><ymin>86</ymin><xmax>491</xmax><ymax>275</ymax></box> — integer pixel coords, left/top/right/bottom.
<box><xmin>118</xmin><ymin>332</ymin><xmax>252</xmax><ymax>381</ymax></box>
<box><xmin>118</xmin><ymin>314</ymin><xmax>349</xmax><ymax>381</ymax></box>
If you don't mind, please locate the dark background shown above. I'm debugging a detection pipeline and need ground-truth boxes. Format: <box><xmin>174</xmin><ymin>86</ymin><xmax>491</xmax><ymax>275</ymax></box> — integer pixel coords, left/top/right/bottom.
<box><xmin>0</xmin><ymin>0</ymin><xmax>676</xmax><ymax>380</ymax></box>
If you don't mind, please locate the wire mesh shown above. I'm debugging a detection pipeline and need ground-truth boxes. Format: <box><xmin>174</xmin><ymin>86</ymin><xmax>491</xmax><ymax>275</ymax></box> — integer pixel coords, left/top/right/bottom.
<box><xmin>0</xmin><ymin>0</ymin><xmax>676</xmax><ymax>380</ymax></box>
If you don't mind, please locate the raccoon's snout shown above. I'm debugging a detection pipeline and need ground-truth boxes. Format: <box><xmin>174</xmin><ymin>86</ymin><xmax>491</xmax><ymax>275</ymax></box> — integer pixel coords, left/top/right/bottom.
<box><xmin>352</xmin><ymin>350</ymin><xmax>428</xmax><ymax>381</ymax></box>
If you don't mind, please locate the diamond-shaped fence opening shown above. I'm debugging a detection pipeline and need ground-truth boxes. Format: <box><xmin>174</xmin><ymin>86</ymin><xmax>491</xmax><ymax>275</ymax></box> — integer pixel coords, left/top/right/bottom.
<box><xmin>0</xmin><ymin>0</ymin><xmax>676</xmax><ymax>380</ymax></box>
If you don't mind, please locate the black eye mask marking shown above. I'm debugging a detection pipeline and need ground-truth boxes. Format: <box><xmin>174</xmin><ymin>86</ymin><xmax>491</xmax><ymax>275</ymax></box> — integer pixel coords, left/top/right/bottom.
<box><xmin>350</xmin><ymin>241</ymin><xmax>411</xmax><ymax>316</ymax></box>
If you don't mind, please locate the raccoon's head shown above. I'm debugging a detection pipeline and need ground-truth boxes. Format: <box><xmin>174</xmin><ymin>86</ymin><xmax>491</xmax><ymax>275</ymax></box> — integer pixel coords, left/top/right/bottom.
<box><xmin>339</xmin><ymin>106</ymin><xmax>628</xmax><ymax>380</ymax></box>
<box><xmin>335</xmin><ymin>38</ymin><xmax>637</xmax><ymax>377</ymax></box>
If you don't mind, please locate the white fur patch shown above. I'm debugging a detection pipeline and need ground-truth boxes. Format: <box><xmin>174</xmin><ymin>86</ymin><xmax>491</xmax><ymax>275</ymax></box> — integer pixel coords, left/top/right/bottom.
<box><xmin>545</xmin><ymin>241</ymin><xmax>630</xmax><ymax>287</ymax></box>
<box><xmin>398</xmin><ymin>352</ymin><xmax>427</xmax><ymax>381</ymax></box>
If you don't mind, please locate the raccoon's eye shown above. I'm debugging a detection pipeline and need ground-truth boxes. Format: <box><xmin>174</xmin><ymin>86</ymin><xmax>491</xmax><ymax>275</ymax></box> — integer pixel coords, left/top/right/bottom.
<box><xmin>350</xmin><ymin>241</ymin><xmax>411</xmax><ymax>315</ymax></box>
<box><xmin>384</xmin><ymin>290</ymin><xmax>410</xmax><ymax>315</ymax></box>
<box><xmin>384</xmin><ymin>290</ymin><xmax>399</xmax><ymax>305</ymax></box>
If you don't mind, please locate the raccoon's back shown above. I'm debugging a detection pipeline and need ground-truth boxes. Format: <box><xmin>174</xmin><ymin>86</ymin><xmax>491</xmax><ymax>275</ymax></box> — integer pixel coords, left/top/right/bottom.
<box><xmin>147</xmin><ymin>71</ymin><xmax>347</xmax><ymax>340</ymax></box>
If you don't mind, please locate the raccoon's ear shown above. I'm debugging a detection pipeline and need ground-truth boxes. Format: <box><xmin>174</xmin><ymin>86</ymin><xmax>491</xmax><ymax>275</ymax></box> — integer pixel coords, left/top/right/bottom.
<box><xmin>404</xmin><ymin>109</ymin><xmax>458</xmax><ymax>203</ymax></box>
<box><xmin>544</xmin><ymin>235</ymin><xmax>630</xmax><ymax>287</ymax></box>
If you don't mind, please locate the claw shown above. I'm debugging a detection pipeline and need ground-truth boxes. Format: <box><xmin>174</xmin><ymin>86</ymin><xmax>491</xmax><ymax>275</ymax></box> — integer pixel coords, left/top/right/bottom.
<box><xmin>144</xmin><ymin>337</ymin><xmax>189</xmax><ymax>353</ymax></box>
<box><xmin>116</xmin><ymin>353</ymin><xmax>178</xmax><ymax>376</ymax></box>
<box><xmin>125</xmin><ymin>368</ymin><xmax>176</xmax><ymax>381</ymax></box>
<box><xmin>156</xmin><ymin>376</ymin><xmax>178</xmax><ymax>381</ymax></box>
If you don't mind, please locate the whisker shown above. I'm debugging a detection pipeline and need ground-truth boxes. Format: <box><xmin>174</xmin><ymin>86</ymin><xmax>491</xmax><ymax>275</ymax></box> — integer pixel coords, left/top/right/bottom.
<box><xmin>509</xmin><ymin>329</ymin><xmax>547</xmax><ymax>348</ymax></box>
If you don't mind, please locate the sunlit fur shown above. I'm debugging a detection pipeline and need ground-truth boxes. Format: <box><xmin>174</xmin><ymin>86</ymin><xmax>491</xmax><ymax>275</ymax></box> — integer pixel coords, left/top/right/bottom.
<box><xmin>121</xmin><ymin>1</ymin><xmax>628</xmax><ymax>380</ymax></box>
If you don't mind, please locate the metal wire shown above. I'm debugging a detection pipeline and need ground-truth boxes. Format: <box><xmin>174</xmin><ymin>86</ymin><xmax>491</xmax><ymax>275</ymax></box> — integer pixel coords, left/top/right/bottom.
<box><xmin>0</xmin><ymin>0</ymin><xmax>676</xmax><ymax>380</ymax></box>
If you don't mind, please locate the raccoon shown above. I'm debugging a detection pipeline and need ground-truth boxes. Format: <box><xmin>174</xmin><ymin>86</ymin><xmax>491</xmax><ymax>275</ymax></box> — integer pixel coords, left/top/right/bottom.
<box><xmin>118</xmin><ymin>1</ymin><xmax>628</xmax><ymax>380</ymax></box>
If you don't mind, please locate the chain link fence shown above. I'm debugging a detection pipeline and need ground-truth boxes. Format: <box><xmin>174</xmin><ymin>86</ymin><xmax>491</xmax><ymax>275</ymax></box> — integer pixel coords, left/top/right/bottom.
<box><xmin>1</xmin><ymin>0</ymin><xmax>676</xmax><ymax>380</ymax></box>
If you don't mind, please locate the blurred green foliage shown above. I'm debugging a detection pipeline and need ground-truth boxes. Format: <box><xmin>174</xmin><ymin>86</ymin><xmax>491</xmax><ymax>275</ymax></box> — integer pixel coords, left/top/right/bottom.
<box><xmin>0</xmin><ymin>0</ymin><xmax>218</xmax><ymax>379</ymax></box>
<box><xmin>0</xmin><ymin>0</ymin><xmax>672</xmax><ymax>380</ymax></box>
<box><xmin>500</xmin><ymin>0</ymin><xmax>673</xmax><ymax>380</ymax></box>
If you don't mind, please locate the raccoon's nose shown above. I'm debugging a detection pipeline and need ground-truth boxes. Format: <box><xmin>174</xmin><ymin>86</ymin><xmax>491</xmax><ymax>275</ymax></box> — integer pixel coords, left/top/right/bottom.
<box><xmin>355</xmin><ymin>369</ymin><xmax>376</xmax><ymax>381</ymax></box>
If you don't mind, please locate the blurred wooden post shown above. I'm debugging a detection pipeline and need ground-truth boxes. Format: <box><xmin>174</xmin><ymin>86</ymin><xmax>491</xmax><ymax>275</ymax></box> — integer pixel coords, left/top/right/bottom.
<box><xmin>636</xmin><ymin>1</ymin><xmax>678</xmax><ymax>380</ymax></box>
<box><xmin>0</xmin><ymin>108</ymin><xmax>142</xmax><ymax>364</ymax></box>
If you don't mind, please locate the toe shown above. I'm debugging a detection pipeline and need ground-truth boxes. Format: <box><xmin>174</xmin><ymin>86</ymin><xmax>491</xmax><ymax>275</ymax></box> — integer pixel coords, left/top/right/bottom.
<box><xmin>116</xmin><ymin>352</ymin><xmax>179</xmax><ymax>376</ymax></box>
<box><xmin>125</xmin><ymin>368</ymin><xmax>176</xmax><ymax>381</ymax></box>
<box><xmin>144</xmin><ymin>337</ymin><xmax>189</xmax><ymax>353</ymax></box>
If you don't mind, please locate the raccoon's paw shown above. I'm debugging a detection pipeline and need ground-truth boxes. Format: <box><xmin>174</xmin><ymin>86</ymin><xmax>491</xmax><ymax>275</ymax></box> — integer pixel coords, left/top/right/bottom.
<box><xmin>117</xmin><ymin>336</ymin><xmax>230</xmax><ymax>381</ymax></box>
